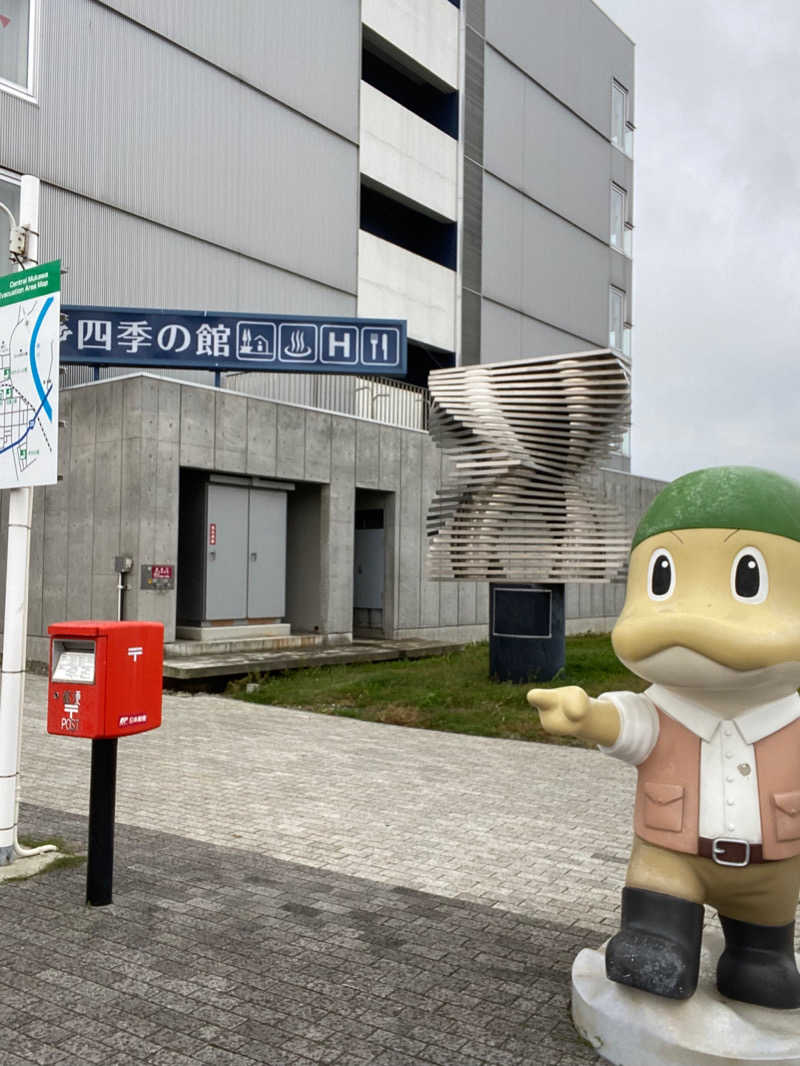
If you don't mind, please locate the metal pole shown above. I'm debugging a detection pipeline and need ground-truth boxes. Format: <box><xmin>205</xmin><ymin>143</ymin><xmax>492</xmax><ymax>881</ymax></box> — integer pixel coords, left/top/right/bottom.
<box><xmin>86</xmin><ymin>737</ymin><xmax>118</xmax><ymax>906</ymax></box>
<box><xmin>0</xmin><ymin>176</ymin><xmax>40</xmax><ymax>865</ymax></box>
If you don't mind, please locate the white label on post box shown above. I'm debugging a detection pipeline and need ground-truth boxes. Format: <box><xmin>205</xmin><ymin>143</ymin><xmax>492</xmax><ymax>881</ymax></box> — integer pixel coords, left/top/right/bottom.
<box><xmin>53</xmin><ymin>650</ymin><xmax>95</xmax><ymax>684</ymax></box>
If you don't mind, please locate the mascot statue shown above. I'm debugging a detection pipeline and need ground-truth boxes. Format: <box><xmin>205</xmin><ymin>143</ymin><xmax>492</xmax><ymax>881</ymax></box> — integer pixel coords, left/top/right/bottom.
<box><xmin>528</xmin><ymin>466</ymin><xmax>800</xmax><ymax>1009</ymax></box>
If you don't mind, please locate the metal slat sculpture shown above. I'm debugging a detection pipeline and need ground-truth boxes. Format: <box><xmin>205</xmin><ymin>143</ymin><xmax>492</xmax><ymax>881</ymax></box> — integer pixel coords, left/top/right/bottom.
<box><xmin>426</xmin><ymin>349</ymin><xmax>631</xmax><ymax>584</ymax></box>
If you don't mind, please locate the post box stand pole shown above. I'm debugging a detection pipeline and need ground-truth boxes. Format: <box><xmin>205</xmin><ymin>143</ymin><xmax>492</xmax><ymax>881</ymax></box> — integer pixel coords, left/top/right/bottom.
<box><xmin>86</xmin><ymin>737</ymin><xmax>118</xmax><ymax>906</ymax></box>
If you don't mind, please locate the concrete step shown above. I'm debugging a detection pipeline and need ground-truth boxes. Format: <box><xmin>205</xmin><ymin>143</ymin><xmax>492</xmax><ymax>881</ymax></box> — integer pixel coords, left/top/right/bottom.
<box><xmin>162</xmin><ymin>638</ymin><xmax>470</xmax><ymax>681</ymax></box>
<box><xmin>175</xmin><ymin>623</ymin><xmax>291</xmax><ymax>642</ymax></box>
<box><xmin>165</xmin><ymin>633</ymin><xmax>324</xmax><ymax>658</ymax></box>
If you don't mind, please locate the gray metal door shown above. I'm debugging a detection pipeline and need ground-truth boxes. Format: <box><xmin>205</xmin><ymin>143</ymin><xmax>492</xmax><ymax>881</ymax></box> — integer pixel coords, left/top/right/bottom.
<box><xmin>354</xmin><ymin>529</ymin><xmax>384</xmax><ymax>609</ymax></box>
<box><xmin>247</xmin><ymin>488</ymin><xmax>287</xmax><ymax>618</ymax></box>
<box><xmin>206</xmin><ymin>483</ymin><xmax>248</xmax><ymax>620</ymax></box>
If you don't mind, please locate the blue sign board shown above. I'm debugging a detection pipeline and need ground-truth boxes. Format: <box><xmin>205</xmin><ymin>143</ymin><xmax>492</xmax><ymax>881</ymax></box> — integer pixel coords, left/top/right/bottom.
<box><xmin>59</xmin><ymin>307</ymin><xmax>407</xmax><ymax>376</ymax></box>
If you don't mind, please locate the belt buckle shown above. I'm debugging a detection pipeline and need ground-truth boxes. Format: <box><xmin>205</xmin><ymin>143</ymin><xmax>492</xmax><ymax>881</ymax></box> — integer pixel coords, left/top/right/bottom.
<box><xmin>712</xmin><ymin>837</ymin><xmax>750</xmax><ymax>867</ymax></box>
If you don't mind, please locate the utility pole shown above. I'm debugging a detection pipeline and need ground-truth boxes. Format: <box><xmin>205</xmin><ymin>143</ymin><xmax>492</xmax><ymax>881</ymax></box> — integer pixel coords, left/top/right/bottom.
<box><xmin>0</xmin><ymin>176</ymin><xmax>55</xmax><ymax>864</ymax></box>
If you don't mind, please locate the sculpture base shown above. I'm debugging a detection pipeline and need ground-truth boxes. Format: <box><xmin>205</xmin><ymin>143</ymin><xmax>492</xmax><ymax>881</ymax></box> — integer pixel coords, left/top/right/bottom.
<box><xmin>572</xmin><ymin>930</ymin><xmax>800</xmax><ymax>1065</ymax></box>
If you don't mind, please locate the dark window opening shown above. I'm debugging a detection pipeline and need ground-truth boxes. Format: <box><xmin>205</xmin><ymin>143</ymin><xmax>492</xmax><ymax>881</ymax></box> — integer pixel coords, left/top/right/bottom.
<box><xmin>361</xmin><ymin>183</ymin><xmax>457</xmax><ymax>270</ymax></box>
<box><xmin>405</xmin><ymin>341</ymin><xmax>455</xmax><ymax>389</ymax></box>
<box><xmin>362</xmin><ymin>37</ymin><xmax>459</xmax><ymax>139</ymax></box>
<box><xmin>355</xmin><ymin>509</ymin><xmax>384</xmax><ymax>530</ymax></box>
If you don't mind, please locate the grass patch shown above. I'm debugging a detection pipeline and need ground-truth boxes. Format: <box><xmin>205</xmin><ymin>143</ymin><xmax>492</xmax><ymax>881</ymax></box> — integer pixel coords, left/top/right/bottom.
<box><xmin>17</xmin><ymin>834</ymin><xmax>78</xmax><ymax>855</ymax></box>
<box><xmin>2</xmin><ymin>835</ymin><xmax>86</xmax><ymax>883</ymax></box>
<box><xmin>227</xmin><ymin>634</ymin><xmax>647</xmax><ymax>744</ymax></box>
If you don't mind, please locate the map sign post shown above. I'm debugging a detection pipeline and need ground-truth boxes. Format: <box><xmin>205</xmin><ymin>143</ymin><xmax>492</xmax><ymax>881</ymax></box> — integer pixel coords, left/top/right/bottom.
<box><xmin>0</xmin><ymin>260</ymin><xmax>60</xmax><ymax>488</ymax></box>
<box><xmin>0</xmin><ymin>175</ymin><xmax>59</xmax><ymax>866</ymax></box>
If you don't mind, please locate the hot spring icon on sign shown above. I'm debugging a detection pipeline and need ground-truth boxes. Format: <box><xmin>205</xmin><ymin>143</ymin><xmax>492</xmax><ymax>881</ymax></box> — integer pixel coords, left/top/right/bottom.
<box><xmin>278</xmin><ymin>323</ymin><xmax>317</xmax><ymax>362</ymax></box>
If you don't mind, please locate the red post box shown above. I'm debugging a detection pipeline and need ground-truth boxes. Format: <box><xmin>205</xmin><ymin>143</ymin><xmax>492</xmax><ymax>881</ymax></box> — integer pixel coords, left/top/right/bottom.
<box><xmin>47</xmin><ymin>621</ymin><xmax>163</xmax><ymax>739</ymax></box>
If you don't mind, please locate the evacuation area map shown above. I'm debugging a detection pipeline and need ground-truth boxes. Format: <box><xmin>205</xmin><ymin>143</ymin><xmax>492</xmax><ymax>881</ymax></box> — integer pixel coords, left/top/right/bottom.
<box><xmin>0</xmin><ymin>260</ymin><xmax>60</xmax><ymax>489</ymax></box>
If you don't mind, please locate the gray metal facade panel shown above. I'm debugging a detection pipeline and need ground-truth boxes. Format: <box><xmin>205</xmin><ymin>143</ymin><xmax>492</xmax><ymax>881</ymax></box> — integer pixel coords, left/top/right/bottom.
<box><xmin>480</xmin><ymin>175</ymin><xmax>524</xmax><ymax>310</ymax></box>
<box><xmin>463</xmin><ymin>28</ymin><xmax>484</xmax><ymax>165</ymax></box>
<box><xmin>480</xmin><ymin>297</ymin><xmax>521</xmax><ymax>360</ymax></box>
<box><xmin>461</xmin><ymin>158</ymin><xmax>483</xmax><ymax>293</ymax></box>
<box><xmin>485</xmin><ymin>48</ymin><xmax>613</xmax><ymax>244</ymax></box>
<box><xmin>40</xmin><ymin>186</ymin><xmax>357</xmax><ymax>317</ymax></box>
<box><xmin>460</xmin><ymin>289</ymin><xmax>481</xmax><ymax>365</ymax></box>
<box><xmin>484</xmin><ymin>0</ymin><xmax>634</xmax><ymax>138</ymax></box>
<box><xmin>1</xmin><ymin>0</ymin><xmax>358</xmax><ymax>296</ymax></box>
<box><xmin>611</xmin><ymin>149</ymin><xmax>633</xmax><ymax>203</ymax></box>
<box><xmin>520</xmin><ymin>197</ymin><xmax>608</xmax><ymax>344</ymax></box>
<box><xmin>464</xmin><ymin>0</ymin><xmax>485</xmax><ymax>34</ymax></box>
<box><xmin>99</xmin><ymin>0</ymin><xmax>361</xmax><ymax>142</ymax></box>
<box><xmin>480</xmin><ymin>298</ymin><xmax>592</xmax><ymax>362</ymax></box>
<box><xmin>482</xmin><ymin>175</ymin><xmax>609</xmax><ymax>346</ymax></box>
<box><xmin>482</xmin><ymin>48</ymin><xmax>523</xmax><ymax>189</ymax></box>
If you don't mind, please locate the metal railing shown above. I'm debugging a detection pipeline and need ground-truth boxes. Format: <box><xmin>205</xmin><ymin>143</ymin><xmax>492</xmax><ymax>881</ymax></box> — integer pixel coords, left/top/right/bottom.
<box><xmin>61</xmin><ymin>366</ymin><xmax>431</xmax><ymax>431</ymax></box>
<box><xmin>223</xmin><ymin>371</ymin><xmax>429</xmax><ymax>430</ymax></box>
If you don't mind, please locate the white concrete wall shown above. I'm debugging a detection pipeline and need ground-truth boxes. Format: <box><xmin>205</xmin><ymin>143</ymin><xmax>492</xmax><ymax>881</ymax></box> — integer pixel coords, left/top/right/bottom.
<box><xmin>362</xmin><ymin>0</ymin><xmax>459</xmax><ymax>89</ymax></box>
<box><xmin>360</xmin><ymin>83</ymin><xmax>458</xmax><ymax>221</ymax></box>
<box><xmin>358</xmin><ymin>232</ymin><xmax>456</xmax><ymax>351</ymax></box>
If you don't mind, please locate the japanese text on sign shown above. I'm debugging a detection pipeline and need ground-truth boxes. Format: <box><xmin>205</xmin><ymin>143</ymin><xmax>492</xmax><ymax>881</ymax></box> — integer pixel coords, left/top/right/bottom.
<box><xmin>60</xmin><ymin>307</ymin><xmax>407</xmax><ymax>375</ymax></box>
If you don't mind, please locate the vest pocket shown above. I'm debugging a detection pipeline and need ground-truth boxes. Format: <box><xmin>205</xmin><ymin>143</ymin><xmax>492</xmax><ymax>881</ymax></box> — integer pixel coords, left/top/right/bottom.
<box><xmin>772</xmin><ymin>791</ymin><xmax>800</xmax><ymax>842</ymax></box>
<box><xmin>643</xmin><ymin>783</ymin><xmax>685</xmax><ymax>833</ymax></box>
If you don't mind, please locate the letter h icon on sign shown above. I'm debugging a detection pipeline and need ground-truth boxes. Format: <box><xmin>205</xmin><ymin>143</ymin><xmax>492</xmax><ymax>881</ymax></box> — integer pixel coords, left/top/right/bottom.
<box><xmin>320</xmin><ymin>326</ymin><xmax>358</xmax><ymax>365</ymax></box>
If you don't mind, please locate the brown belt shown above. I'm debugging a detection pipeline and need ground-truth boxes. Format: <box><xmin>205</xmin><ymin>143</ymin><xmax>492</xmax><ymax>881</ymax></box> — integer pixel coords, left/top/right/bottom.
<box><xmin>698</xmin><ymin>837</ymin><xmax>767</xmax><ymax>866</ymax></box>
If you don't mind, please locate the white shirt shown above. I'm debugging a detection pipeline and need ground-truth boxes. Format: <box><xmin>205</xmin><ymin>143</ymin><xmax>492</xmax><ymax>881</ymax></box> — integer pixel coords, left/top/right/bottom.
<box><xmin>599</xmin><ymin>686</ymin><xmax>800</xmax><ymax>843</ymax></box>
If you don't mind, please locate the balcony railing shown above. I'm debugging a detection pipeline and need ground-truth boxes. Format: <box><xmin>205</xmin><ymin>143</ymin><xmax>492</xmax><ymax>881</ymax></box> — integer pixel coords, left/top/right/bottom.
<box><xmin>224</xmin><ymin>371</ymin><xmax>430</xmax><ymax>431</ymax></box>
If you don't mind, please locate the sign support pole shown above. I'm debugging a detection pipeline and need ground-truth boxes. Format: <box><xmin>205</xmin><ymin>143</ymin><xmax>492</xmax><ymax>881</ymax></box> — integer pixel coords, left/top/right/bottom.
<box><xmin>0</xmin><ymin>177</ymin><xmax>54</xmax><ymax>865</ymax></box>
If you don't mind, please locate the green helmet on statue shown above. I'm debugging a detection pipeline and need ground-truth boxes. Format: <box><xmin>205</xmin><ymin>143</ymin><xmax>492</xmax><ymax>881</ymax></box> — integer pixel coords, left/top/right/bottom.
<box><xmin>632</xmin><ymin>466</ymin><xmax>800</xmax><ymax>549</ymax></box>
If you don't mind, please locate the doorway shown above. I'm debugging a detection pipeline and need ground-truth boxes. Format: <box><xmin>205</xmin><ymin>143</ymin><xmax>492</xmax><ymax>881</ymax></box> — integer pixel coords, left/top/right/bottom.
<box><xmin>353</xmin><ymin>490</ymin><xmax>392</xmax><ymax>638</ymax></box>
<box><xmin>177</xmin><ymin>471</ymin><xmax>292</xmax><ymax>626</ymax></box>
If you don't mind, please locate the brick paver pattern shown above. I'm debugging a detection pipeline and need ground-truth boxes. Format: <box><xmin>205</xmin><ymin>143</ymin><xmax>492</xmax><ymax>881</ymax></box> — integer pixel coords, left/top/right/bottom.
<box><xmin>1</xmin><ymin>676</ymin><xmax>650</xmax><ymax>1064</ymax></box>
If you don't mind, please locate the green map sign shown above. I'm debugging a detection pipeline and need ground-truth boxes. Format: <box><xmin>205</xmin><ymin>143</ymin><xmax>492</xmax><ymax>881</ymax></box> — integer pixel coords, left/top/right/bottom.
<box><xmin>0</xmin><ymin>260</ymin><xmax>61</xmax><ymax>306</ymax></box>
<box><xmin>0</xmin><ymin>260</ymin><xmax>60</xmax><ymax>489</ymax></box>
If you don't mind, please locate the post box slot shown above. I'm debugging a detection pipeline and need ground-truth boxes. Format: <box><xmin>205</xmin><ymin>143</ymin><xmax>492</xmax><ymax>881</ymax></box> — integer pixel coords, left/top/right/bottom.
<box><xmin>52</xmin><ymin>639</ymin><xmax>97</xmax><ymax>684</ymax></box>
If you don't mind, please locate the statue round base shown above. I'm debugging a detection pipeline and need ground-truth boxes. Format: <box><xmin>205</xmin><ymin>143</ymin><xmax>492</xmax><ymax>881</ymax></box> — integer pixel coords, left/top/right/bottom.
<box><xmin>572</xmin><ymin>930</ymin><xmax>800</xmax><ymax>1065</ymax></box>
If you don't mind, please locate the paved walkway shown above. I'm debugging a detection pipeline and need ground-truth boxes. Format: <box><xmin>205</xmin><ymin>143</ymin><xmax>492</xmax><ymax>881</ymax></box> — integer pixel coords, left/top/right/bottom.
<box><xmin>1</xmin><ymin>676</ymin><xmax>642</xmax><ymax>1065</ymax></box>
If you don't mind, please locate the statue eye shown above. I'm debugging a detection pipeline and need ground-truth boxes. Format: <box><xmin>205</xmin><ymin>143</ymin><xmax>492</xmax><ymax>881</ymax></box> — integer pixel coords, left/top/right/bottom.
<box><xmin>647</xmin><ymin>548</ymin><xmax>675</xmax><ymax>601</ymax></box>
<box><xmin>731</xmin><ymin>546</ymin><xmax>768</xmax><ymax>604</ymax></box>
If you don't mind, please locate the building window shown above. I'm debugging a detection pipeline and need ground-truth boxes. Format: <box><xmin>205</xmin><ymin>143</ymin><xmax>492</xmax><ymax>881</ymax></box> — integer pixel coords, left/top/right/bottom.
<box><xmin>611</xmin><ymin>80</ymin><xmax>633</xmax><ymax>156</ymax></box>
<box><xmin>0</xmin><ymin>171</ymin><xmax>21</xmax><ymax>272</ymax></box>
<box><xmin>0</xmin><ymin>0</ymin><xmax>35</xmax><ymax>97</ymax></box>
<box><xmin>609</xmin><ymin>287</ymin><xmax>625</xmax><ymax>353</ymax></box>
<box><xmin>610</xmin><ymin>184</ymin><xmax>624</xmax><ymax>251</ymax></box>
<box><xmin>610</xmin><ymin>183</ymin><xmax>633</xmax><ymax>256</ymax></box>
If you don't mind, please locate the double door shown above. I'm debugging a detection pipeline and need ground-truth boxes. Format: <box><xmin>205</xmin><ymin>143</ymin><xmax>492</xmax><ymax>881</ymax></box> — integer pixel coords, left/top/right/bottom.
<box><xmin>206</xmin><ymin>483</ymin><xmax>287</xmax><ymax>621</ymax></box>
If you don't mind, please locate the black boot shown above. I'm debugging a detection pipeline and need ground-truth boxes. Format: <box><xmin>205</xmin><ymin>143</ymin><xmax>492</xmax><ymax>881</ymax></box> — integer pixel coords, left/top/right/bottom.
<box><xmin>717</xmin><ymin>915</ymin><xmax>800</xmax><ymax>1009</ymax></box>
<box><xmin>605</xmin><ymin>887</ymin><xmax>704</xmax><ymax>999</ymax></box>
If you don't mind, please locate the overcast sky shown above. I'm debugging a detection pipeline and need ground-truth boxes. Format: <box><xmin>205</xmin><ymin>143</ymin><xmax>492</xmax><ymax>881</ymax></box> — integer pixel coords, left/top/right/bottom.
<box><xmin>596</xmin><ymin>0</ymin><xmax>800</xmax><ymax>484</ymax></box>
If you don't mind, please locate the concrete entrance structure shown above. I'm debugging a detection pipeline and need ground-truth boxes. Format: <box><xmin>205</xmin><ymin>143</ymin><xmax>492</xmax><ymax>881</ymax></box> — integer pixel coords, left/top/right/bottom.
<box><xmin>5</xmin><ymin>372</ymin><xmax>489</xmax><ymax>663</ymax></box>
<box><xmin>0</xmin><ymin>371</ymin><xmax>663</xmax><ymax>666</ymax></box>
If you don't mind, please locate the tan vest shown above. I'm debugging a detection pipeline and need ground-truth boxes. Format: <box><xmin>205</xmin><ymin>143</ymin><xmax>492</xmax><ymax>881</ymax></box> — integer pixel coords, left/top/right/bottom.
<box><xmin>635</xmin><ymin>707</ymin><xmax>800</xmax><ymax>860</ymax></box>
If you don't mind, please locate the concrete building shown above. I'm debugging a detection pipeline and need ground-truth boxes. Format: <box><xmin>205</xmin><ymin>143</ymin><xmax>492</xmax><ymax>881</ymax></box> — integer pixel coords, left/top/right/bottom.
<box><xmin>0</xmin><ymin>0</ymin><xmax>656</xmax><ymax>665</ymax></box>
